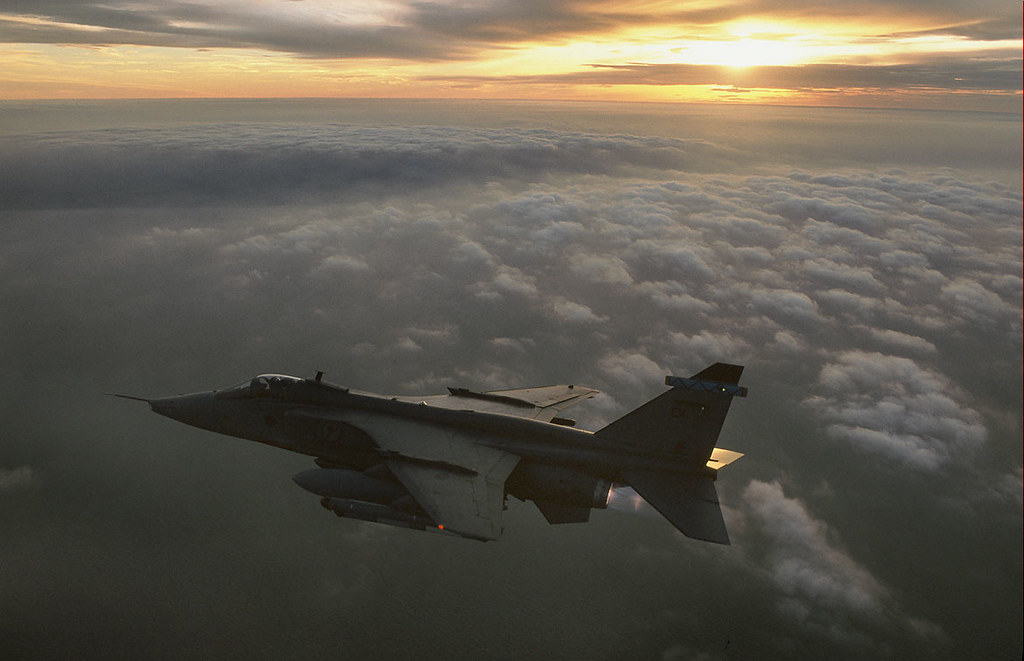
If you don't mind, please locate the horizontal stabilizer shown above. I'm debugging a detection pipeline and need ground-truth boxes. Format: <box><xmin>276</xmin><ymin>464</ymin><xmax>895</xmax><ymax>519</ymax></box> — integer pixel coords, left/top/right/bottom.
<box><xmin>622</xmin><ymin>470</ymin><xmax>730</xmax><ymax>544</ymax></box>
<box><xmin>707</xmin><ymin>447</ymin><xmax>744</xmax><ymax>469</ymax></box>
<box><xmin>534</xmin><ymin>501</ymin><xmax>591</xmax><ymax>525</ymax></box>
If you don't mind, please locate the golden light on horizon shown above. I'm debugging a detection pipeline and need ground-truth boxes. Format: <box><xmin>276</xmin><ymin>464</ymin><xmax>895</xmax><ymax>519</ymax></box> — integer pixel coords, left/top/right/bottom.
<box><xmin>0</xmin><ymin>2</ymin><xmax>1018</xmax><ymax>111</ymax></box>
<box><xmin>670</xmin><ymin>20</ymin><xmax>812</xmax><ymax>68</ymax></box>
<box><xmin>667</xmin><ymin>38</ymin><xmax>807</xmax><ymax>68</ymax></box>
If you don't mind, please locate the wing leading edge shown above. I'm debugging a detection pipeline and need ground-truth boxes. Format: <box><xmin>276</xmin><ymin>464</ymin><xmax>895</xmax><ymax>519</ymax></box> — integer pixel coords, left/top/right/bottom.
<box><xmin>483</xmin><ymin>384</ymin><xmax>600</xmax><ymax>422</ymax></box>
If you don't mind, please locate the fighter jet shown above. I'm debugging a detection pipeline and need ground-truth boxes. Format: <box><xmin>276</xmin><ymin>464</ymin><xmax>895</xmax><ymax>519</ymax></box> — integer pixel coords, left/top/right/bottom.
<box><xmin>114</xmin><ymin>363</ymin><xmax>747</xmax><ymax>543</ymax></box>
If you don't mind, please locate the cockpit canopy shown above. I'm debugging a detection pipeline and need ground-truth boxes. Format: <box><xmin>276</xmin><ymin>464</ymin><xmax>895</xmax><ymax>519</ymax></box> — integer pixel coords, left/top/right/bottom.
<box><xmin>216</xmin><ymin>374</ymin><xmax>303</xmax><ymax>399</ymax></box>
<box><xmin>250</xmin><ymin>374</ymin><xmax>303</xmax><ymax>396</ymax></box>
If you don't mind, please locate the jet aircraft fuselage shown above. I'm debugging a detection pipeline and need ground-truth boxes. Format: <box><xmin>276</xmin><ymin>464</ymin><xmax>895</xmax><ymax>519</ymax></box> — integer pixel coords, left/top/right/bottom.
<box><xmin>123</xmin><ymin>364</ymin><xmax>747</xmax><ymax>543</ymax></box>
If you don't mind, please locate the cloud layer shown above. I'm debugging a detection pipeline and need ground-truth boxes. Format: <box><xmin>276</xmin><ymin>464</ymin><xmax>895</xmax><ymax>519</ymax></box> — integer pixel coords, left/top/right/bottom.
<box><xmin>1</xmin><ymin>0</ymin><xmax>1019</xmax><ymax>58</ymax></box>
<box><xmin>806</xmin><ymin>351</ymin><xmax>987</xmax><ymax>472</ymax></box>
<box><xmin>0</xmin><ymin>101</ymin><xmax>1020</xmax><ymax>660</ymax></box>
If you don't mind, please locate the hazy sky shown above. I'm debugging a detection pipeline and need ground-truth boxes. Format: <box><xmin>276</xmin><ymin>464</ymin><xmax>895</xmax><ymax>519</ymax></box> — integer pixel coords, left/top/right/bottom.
<box><xmin>0</xmin><ymin>99</ymin><xmax>1020</xmax><ymax>659</ymax></box>
<box><xmin>0</xmin><ymin>0</ymin><xmax>1021</xmax><ymax>109</ymax></box>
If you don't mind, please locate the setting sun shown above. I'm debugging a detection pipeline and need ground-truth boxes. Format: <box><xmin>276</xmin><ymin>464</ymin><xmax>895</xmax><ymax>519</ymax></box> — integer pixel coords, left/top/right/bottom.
<box><xmin>0</xmin><ymin>1</ymin><xmax>1018</xmax><ymax>110</ymax></box>
<box><xmin>669</xmin><ymin>38</ymin><xmax>809</xmax><ymax>67</ymax></box>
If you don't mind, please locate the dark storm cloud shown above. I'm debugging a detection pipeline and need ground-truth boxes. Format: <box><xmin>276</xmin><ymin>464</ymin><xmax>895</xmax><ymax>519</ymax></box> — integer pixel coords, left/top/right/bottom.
<box><xmin>0</xmin><ymin>102</ymin><xmax>1020</xmax><ymax>659</ymax></box>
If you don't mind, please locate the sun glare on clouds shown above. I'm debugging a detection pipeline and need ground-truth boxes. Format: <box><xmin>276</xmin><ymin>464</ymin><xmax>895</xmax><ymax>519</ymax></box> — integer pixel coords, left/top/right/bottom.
<box><xmin>646</xmin><ymin>19</ymin><xmax>1020</xmax><ymax>69</ymax></box>
<box><xmin>661</xmin><ymin>20</ymin><xmax>811</xmax><ymax>68</ymax></box>
<box><xmin>671</xmin><ymin>38</ymin><xmax>807</xmax><ymax>68</ymax></box>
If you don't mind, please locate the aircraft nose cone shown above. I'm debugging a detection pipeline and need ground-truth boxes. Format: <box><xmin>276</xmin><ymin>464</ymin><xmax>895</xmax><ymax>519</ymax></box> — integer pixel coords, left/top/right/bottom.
<box><xmin>148</xmin><ymin>392</ymin><xmax>217</xmax><ymax>428</ymax></box>
<box><xmin>149</xmin><ymin>397</ymin><xmax>176</xmax><ymax>417</ymax></box>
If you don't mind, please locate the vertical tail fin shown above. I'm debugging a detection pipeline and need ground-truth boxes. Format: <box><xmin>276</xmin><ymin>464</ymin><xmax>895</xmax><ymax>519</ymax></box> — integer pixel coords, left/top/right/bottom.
<box><xmin>595</xmin><ymin>362</ymin><xmax>746</xmax><ymax>464</ymax></box>
<box><xmin>596</xmin><ymin>363</ymin><xmax>746</xmax><ymax>544</ymax></box>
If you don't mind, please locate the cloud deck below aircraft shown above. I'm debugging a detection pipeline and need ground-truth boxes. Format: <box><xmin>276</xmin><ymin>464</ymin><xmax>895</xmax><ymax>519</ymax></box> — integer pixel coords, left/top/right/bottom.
<box><xmin>0</xmin><ymin>103</ymin><xmax>1020</xmax><ymax>659</ymax></box>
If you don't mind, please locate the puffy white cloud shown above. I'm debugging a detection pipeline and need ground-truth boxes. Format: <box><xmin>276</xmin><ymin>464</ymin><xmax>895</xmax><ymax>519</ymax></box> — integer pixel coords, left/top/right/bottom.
<box><xmin>748</xmin><ymin>288</ymin><xmax>824</xmax><ymax>326</ymax></box>
<box><xmin>487</xmin><ymin>265</ymin><xmax>539</xmax><ymax>298</ymax></box>
<box><xmin>549</xmin><ymin>299</ymin><xmax>608</xmax><ymax>324</ymax></box>
<box><xmin>941</xmin><ymin>278</ymin><xmax>1019</xmax><ymax>325</ymax></box>
<box><xmin>742</xmin><ymin>480</ymin><xmax>887</xmax><ymax>615</ymax></box>
<box><xmin>769</xmin><ymin>195</ymin><xmax>884</xmax><ymax>233</ymax></box>
<box><xmin>739</xmin><ymin>480</ymin><xmax>945</xmax><ymax>651</ymax></box>
<box><xmin>487</xmin><ymin>337</ymin><xmax>533</xmax><ymax>353</ymax></box>
<box><xmin>859</xmin><ymin>327</ymin><xmax>937</xmax><ymax>355</ymax></box>
<box><xmin>638</xmin><ymin>281</ymin><xmax>718</xmax><ymax>315</ymax></box>
<box><xmin>0</xmin><ymin>466</ymin><xmax>36</xmax><ymax>492</ymax></box>
<box><xmin>403</xmin><ymin>325</ymin><xmax>459</xmax><ymax>345</ymax></box>
<box><xmin>315</xmin><ymin>254</ymin><xmax>371</xmax><ymax>274</ymax></box>
<box><xmin>598</xmin><ymin>352</ymin><xmax>665</xmax><ymax>390</ymax></box>
<box><xmin>393</xmin><ymin>337</ymin><xmax>422</xmax><ymax>352</ymax></box>
<box><xmin>803</xmin><ymin>258</ymin><xmax>885</xmax><ymax>295</ymax></box>
<box><xmin>805</xmin><ymin>352</ymin><xmax>987</xmax><ymax>472</ymax></box>
<box><xmin>667</xmin><ymin>330</ymin><xmax>750</xmax><ymax>368</ymax></box>
<box><xmin>635</xmin><ymin>241</ymin><xmax>718</xmax><ymax>281</ymax></box>
<box><xmin>568</xmin><ymin>254</ymin><xmax>633</xmax><ymax>286</ymax></box>
<box><xmin>768</xmin><ymin>330</ymin><xmax>807</xmax><ymax>354</ymax></box>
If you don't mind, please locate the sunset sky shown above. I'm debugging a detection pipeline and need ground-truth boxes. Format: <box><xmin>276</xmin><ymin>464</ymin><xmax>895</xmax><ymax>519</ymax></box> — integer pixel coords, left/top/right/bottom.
<box><xmin>1</xmin><ymin>0</ymin><xmax>1021</xmax><ymax>109</ymax></box>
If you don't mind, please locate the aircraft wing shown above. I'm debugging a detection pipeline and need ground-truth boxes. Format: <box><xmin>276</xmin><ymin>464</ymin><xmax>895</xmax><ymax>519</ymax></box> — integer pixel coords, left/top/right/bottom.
<box><xmin>293</xmin><ymin>409</ymin><xmax>520</xmax><ymax>540</ymax></box>
<box><xmin>385</xmin><ymin>453</ymin><xmax>518</xmax><ymax>541</ymax></box>
<box><xmin>483</xmin><ymin>385</ymin><xmax>600</xmax><ymax>422</ymax></box>
<box><xmin>413</xmin><ymin>384</ymin><xmax>600</xmax><ymax>423</ymax></box>
<box><xmin>378</xmin><ymin>420</ymin><xmax>520</xmax><ymax>540</ymax></box>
